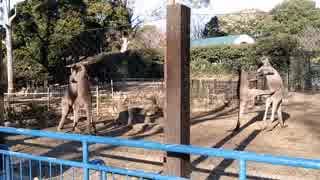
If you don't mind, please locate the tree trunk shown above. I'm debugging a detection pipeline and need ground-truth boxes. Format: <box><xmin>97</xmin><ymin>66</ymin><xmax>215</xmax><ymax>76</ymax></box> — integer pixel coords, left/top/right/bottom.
<box><xmin>5</xmin><ymin>25</ymin><xmax>14</xmax><ymax>94</ymax></box>
<box><xmin>0</xmin><ymin>57</ymin><xmax>4</xmax><ymax>145</ymax></box>
<box><xmin>0</xmin><ymin>41</ymin><xmax>4</xmax><ymax>124</ymax></box>
<box><xmin>120</xmin><ymin>36</ymin><xmax>130</xmax><ymax>53</ymax></box>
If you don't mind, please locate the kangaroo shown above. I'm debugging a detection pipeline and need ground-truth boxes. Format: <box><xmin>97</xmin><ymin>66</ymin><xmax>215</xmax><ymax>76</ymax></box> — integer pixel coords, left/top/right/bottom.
<box><xmin>58</xmin><ymin>64</ymin><xmax>96</xmax><ymax>134</ymax></box>
<box><xmin>257</xmin><ymin>56</ymin><xmax>286</xmax><ymax>131</ymax></box>
<box><xmin>233</xmin><ymin>69</ymin><xmax>273</xmax><ymax>131</ymax></box>
<box><xmin>57</xmin><ymin>65</ymin><xmax>79</xmax><ymax>131</ymax></box>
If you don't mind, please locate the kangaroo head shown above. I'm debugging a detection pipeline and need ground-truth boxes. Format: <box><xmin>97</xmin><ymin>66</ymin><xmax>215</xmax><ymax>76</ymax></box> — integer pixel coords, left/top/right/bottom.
<box><xmin>257</xmin><ymin>56</ymin><xmax>274</xmax><ymax>76</ymax></box>
<box><xmin>70</xmin><ymin>64</ymin><xmax>89</xmax><ymax>83</ymax></box>
<box><xmin>260</xmin><ymin>56</ymin><xmax>271</xmax><ymax>66</ymax></box>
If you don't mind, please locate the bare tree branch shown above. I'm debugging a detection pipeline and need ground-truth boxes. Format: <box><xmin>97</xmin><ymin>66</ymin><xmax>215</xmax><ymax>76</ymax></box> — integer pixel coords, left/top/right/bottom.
<box><xmin>8</xmin><ymin>6</ymin><xmax>17</xmax><ymax>25</ymax></box>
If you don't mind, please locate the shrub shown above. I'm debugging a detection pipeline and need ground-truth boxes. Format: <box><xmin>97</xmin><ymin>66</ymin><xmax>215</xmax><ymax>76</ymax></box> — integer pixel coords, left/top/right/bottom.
<box><xmin>190</xmin><ymin>34</ymin><xmax>298</xmax><ymax>77</ymax></box>
<box><xmin>89</xmin><ymin>48</ymin><xmax>164</xmax><ymax>81</ymax></box>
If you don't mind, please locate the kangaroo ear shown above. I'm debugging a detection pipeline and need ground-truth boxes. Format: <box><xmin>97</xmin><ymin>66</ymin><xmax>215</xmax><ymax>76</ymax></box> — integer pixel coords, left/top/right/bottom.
<box><xmin>70</xmin><ymin>65</ymin><xmax>77</xmax><ymax>73</ymax></box>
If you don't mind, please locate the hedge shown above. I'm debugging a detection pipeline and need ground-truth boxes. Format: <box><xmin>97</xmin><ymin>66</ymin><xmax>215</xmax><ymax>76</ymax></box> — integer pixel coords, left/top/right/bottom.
<box><xmin>88</xmin><ymin>49</ymin><xmax>164</xmax><ymax>81</ymax></box>
<box><xmin>191</xmin><ymin>34</ymin><xmax>300</xmax><ymax>78</ymax></box>
<box><xmin>12</xmin><ymin>34</ymin><xmax>296</xmax><ymax>85</ymax></box>
<box><xmin>88</xmin><ymin>34</ymin><xmax>296</xmax><ymax>81</ymax></box>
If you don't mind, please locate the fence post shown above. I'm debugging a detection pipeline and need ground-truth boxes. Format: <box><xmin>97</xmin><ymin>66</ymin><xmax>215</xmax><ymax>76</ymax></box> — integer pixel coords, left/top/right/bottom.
<box><xmin>96</xmin><ymin>86</ymin><xmax>99</xmax><ymax>117</ymax></box>
<box><xmin>47</xmin><ymin>87</ymin><xmax>50</xmax><ymax>111</ymax></box>
<box><xmin>165</xmin><ymin>3</ymin><xmax>190</xmax><ymax>178</ymax></box>
<box><xmin>82</xmin><ymin>141</ymin><xmax>89</xmax><ymax>180</ymax></box>
<box><xmin>228</xmin><ymin>79</ymin><xmax>232</xmax><ymax>102</ymax></box>
<box><xmin>239</xmin><ymin>159</ymin><xmax>247</xmax><ymax>180</ymax></box>
<box><xmin>111</xmin><ymin>79</ymin><xmax>114</xmax><ymax>99</ymax></box>
<box><xmin>5</xmin><ymin>155</ymin><xmax>10</xmax><ymax>180</ymax></box>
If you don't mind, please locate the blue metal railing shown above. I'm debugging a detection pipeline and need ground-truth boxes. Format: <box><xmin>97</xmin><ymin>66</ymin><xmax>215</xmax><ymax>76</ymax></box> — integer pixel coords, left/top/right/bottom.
<box><xmin>0</xmin><ymin>127</ymin><xmax>320</xmax><ymax>180</ymax></box>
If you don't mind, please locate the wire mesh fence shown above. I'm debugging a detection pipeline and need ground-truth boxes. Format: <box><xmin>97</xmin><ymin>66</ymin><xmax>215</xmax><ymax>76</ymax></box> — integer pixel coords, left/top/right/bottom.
<box><xmin>3</xmin><ymin>78</ymin><xmax>244</xmax><ymax>130</ymax></box>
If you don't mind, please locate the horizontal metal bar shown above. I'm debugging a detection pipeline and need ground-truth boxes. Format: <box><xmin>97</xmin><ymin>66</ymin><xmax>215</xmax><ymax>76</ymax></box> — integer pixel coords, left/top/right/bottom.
<box><xmin>85</xmin><ymin>163</ymin><xmax>186</xmax><ymax>180</ymax></box>
<box><xmin>1</xmin><ymin>127</ymin><xmax>320</xmax><ymax>170</ymax></box>
<box><xmin>0</xmin><ymin>149</ymin><xmax>186</xmax><ymax>180</ymax></box>
<box><xmin>0</xmin><ymin>150</ymin><xmax>83</xmax><ymax>168</ymax></box>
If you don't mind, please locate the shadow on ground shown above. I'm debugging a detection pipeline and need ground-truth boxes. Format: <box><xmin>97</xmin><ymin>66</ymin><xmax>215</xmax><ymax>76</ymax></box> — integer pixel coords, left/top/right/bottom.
<box><xmin>4</xmin><ymin>102</ymin><xmax>292</xmax><ymax>179</ymax></box>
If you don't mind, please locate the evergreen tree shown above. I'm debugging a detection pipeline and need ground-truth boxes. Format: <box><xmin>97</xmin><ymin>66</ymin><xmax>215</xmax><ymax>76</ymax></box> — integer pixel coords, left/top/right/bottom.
<box><xmin>202</xmin><ymin>16</ymin><xmax>227</xmax><ymax>38</ymax></box>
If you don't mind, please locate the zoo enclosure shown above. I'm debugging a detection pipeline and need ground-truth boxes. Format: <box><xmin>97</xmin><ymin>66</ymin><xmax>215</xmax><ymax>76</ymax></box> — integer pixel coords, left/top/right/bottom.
<box><xmin>3</xmin><ymin>78</ymin><xmax>242</xmax><ymax>126</ymax></box>
<box><xmin>0</xmin><ymin>127</ymin><xmax>320</xmax><ymax>180</ymax></box>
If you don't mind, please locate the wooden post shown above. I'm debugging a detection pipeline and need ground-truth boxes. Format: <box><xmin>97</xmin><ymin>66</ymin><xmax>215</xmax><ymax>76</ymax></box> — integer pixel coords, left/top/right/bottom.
<box><xmin>111</xmin><ymin>79</ymin><xmax>114</xmax><ymax>99</ymax></box>
<box><xmin>96</xmin><ymin>86</ymin><xmax>99</xmax><ymax>116</ymax></box>
<box><xmin>47</xmin><ymin>87</ymin><xmax>50</xmax><ymax>111</ymax></box>
<box><xmin>168</xmin><ymin>0</ymin><xmax>175</xmax><ymax>5</ymax></box>
<box><xmin>165</xmin><ymin>4</ymin><xmax>190</xmax><ymax>178</ymax></box>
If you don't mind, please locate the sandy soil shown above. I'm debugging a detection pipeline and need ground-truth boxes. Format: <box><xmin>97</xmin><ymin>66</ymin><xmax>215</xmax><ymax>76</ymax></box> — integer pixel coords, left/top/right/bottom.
<box><xmin>4</xmin><ymin>92</ymin><xmax>320</xmax><ymax>180</ymax></box>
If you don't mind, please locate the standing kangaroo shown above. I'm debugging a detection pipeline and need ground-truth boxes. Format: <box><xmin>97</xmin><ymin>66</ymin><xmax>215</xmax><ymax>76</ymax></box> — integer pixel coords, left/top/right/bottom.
<box><xmin>57</xmin><ymin>65</ymin><xmax>78</xmax><ymax>131</ymax></box>
<box><xmin>58</xmin><ymin>64</ymin><xmax>96</xmax><ymax>133</ymax></box>
<box><xmin>257</xmin><ymin>56</ymin><xmax>286</xmax><ymax>131</ymax></box>
<box><xmin>233</xmin><ymin>69</ymin><xmax>273</xmax><ymax>131</ymax></box>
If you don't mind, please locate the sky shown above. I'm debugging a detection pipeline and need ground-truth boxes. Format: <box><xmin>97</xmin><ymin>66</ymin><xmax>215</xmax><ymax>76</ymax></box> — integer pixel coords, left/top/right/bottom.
<box><xmin>133</xmin><ymin>0</ymin><xmax>285</xmax><ymax>18</ymax></box>
<box><xmin>133</xmin><ymin>0</ymin><xmax>320</xmax><ymax>32</ymax></box>
<box><xmin>134</xmin><ymin>0</ymin><xmax>320</xmax><ymax>15</ymax></box>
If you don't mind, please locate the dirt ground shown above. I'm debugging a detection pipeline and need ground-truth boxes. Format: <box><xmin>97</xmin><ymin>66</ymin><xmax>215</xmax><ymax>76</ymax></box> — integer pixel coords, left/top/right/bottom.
<box><xmin>4</xmin><ymin>92</ymin><xmax>320</xmax><ymax>180</ymax></box>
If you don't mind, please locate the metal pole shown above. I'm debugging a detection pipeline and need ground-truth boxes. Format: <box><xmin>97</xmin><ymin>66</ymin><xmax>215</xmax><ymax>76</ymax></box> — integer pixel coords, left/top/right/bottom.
<box><xmin>82</xmin><ymin>141</ymin><xmax>89</xmax><ymax>180</ymax></box>
<box><xmin>5</xmin><ymin>155</ymin><xmax>10</xmax><ymax>180</ymax></box>
<box><xmin>96</xmin><ymin>86</ymin><xmax>99</xmax><ymax>116</ymax></box>
<box><xmin>47</xmin><ymin>87</ymin><xmax>50</xmax><ymax>111</ymax></box>
<box><xmin>239</xmin><ymin>159</ymin><xmax>247</xmax><ymax>180</ymax></box>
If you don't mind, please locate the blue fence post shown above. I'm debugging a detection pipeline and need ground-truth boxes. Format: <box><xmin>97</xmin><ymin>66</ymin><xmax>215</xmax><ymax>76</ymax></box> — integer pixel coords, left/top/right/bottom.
<box><xmin>5</xmin><ymin>154</ymin><xmax>10</xmax><ymax>180</ymax></box>
<box><xmin>82</xmin><ymin>141</ymin><xmax>89</xmax><ymax>180</ymax></box>
<box><xmin>239</xmin><ymin>159</ymin><xmax>246</xmax><ymax>180</ymax></box>
<box><xmin>90</xmin><ymin>159</ymin><xmax>105</xmax><ymax>180</ymax></box>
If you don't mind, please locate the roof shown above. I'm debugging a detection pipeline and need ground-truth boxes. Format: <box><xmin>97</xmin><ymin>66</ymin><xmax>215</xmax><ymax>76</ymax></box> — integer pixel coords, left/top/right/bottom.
<box><xmin>191</xmin><ymin>34</ymin><xmax>255</xmax><ymax>47</ymax></box>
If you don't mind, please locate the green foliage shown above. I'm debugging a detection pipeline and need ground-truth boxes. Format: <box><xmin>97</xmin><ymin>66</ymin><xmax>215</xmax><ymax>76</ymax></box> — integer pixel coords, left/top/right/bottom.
<box><xmin>219</xmin><ymin>10</ymin><xmax>268</xmax><ymax>36</ymax></box>
<box><xmin>257</xmin><ymin>0</ymin><xmax>320</xmax><ymax>36</ymax></box>
<box><xmin>89</xmin><ymin>49</ymin><xmax>164</xmax><ymax>80</ymax></box>
<box><xmin>271</xmin><ymin>0</ymin><xmax>320</xmax><ymax>34</ymax></box>
<box><xmin>191</xmin><ymin>45</ymin><xmax>258</xmax><ymax>76</ymax></box>
<box><xmin>12</xmin><ymin>0</ymin><xmax>133</xmax><ymax>85</ymax></box>
<box><xmin>202</xmin><ymin>17</ymin><xmax>227</xmax><ymax>38</ymax></box>
<box><xmin>190</xmin><ymin>33</ymin><xmax>298</xmax><ymax>77</ymax></box>
<box><xmin>254</xmin><ymin>34</ymin><xmax>298</xmax><ymax>71</ymax></box>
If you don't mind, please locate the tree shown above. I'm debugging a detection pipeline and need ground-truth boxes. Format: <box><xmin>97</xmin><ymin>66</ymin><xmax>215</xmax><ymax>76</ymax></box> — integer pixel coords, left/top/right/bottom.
<box><xmin>12</xmin><ymin>0</ymin><xmax>84</xmax><ymax>84</ymax></box>
<box><xmin>261</xmin><ymin>0</ymin><xmax>320</xmax><ymax>90</ymax></box>
<box><xmin>130</xmin><ymin>25</ymin><xmax>165</xmax><ymax>49</ymax></box>
<box><xmin>1</xmin><ymin>0</ymin><xmax>20</xmax><ymax>93</ymax></box>
<box><xmin>297</xmin><ymin>26</ymin><xmax>320</xmax><ymax>53</ymax></box>
<box><xmin>257</xmin><ymin>0</ymin><xmax>320</xmax><ymax>36</ymax></box>
<box><xmin>202</xmin><ymin>16</ymin><xmax>227</xmax><ymax>38</ymax></box>
<box><xmin>12</xmin><ymin>0</ymin><xmax>133</xmax><ymax>85</ymax></box>
<box><xmin>191</xmin><ymin>15</ymin><xmax>206</xmax><ymax>39</ymax></box>
<box><xmin>0</xmin><ymin>42</ymin><xmax>4</xmax><ymax>125</ymax></box>
<box><xmin>219</xmin><ymin>9</ymin><xmax>269</xmax><ymax>37</ymax></box>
